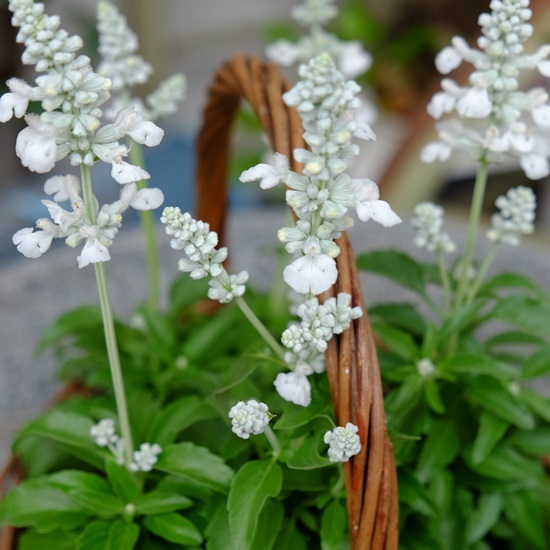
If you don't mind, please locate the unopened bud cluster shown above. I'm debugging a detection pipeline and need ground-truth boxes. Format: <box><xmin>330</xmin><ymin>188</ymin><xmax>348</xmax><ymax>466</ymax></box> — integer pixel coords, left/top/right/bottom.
<box><xmin>487</xmin><ymin>185</ymin><xmax>536</xmax><ymax>245</ymax></box>
<box><xmin>411</xmin><ymin>202</ymin><xmax>456</xmax><ymax>254</ymax></box>
<box><xmin>91</xmin><ymin>419</ymin><xmax>162</xmax><ymax>472</ymax></box>
<box><xmin>161</xmin><ymin>207</ymin><xmax>248</xmax><ymax>303</ymax></box>
<box><xmin>228</xmin><ymin>400</ymin><xmax>271</xmax><ymax>439</ymax></box>
<box><xmin>324</xmin><ymin>423</ymin><xmax>362</xmax><ymax>463</ymax></box>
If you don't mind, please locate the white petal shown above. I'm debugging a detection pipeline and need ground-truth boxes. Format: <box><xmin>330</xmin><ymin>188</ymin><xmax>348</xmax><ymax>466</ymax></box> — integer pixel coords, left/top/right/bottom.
<box><xmin>420</xmin><ymin>142</ymin><xmax>452</xmax><ymax>163</ymax></box>
<box><xmin>12</xmin><ymin>227</ymin><xmax>53</xmax><ymax>258</ymax></box>
<box><xmin>357</xmin><ymin>200</ymin><xmax>402</xmax><ymax>227</ymax></box>
<box><xmin>265</xmin><ymin>40</ymin><xmax>298</xmax><ymax>66</ymax></box>
<box><xmin>337</xmin><ymin>42</ymin><xmax>372</xmax><ymax>78</ymax></box>
<box><xmin>353</xmin><ymin>120</ymin><xmax>376</xmax><ymax>141</ymax></box>
<box><xmin>44</xmin><ymin>174</ymin><xmax>81</xmax><ymax>202</ymax></box>
<box><xmin>520</xmin><ymin>154</ymin><xmax>549</xmax><ymax>180</ymax></box>
<box><xmin>15</xmin><ymin>119</ymin><xmax>57</xmax><ymax>173</ymax></box>
<box><xmin>427</xmin><ymin>92</ymin><xmax>455</xmax><ymax>119</ymax></box>
<box><xmin>127</xmin><ymin>120</ymin><xmax>164</xmax><ymax>147</ymax></box>
<box><xmin>532</xmin><ymin>105</ymin><xmax>550</xmax><ymax>129</ymax></box>
<box><xmin>77</xmin><ymin>239</ymin><xmax>111</xmax><ymax>269</ymax></box>
<box><xmin>129</xmin><ymin>188</ymin><xmax>164</xmax><ymax>210</ymax></box>
<box><xmin>111</xmin><ymin>160</ymin><xmax>150</xmax><ymax>184</ymax></box>
<box><xmin>273</xmin><ymin>372</ymin><xmax>311</xmax><ymax>407</ymax></box>
<box><xmin>456</xmin><ymin>87</ymin><xmax>492</xmax><ymax>118</ymax></box>
<box><xmin>283</xmin><ymin>253</ymin><xmax>338</xmax><ymax>295</ymax></box>
<box><xmin>435</xmin><ymin>46</ymin><xmax>462</xmax><ymax>74</ymax></box>
<box><xmin>537</xmin><ymin>60</ymin><xmax>550</xmax><ymax>77</ymax></box>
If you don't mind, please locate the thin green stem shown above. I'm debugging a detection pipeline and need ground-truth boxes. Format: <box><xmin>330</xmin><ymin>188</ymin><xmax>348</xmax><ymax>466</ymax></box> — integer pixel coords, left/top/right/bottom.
<box><xmin>465</xmin><ymin>243</ymin><xmax>499</xmax><ymax>305</ymax></box>
<box><xmin>331</xmin><ymin>463</ymin><xmax>345</xmax><ymax>499</ymax></box>
<box><xmin>129</xmin><ymin>143</ymin><xmax>160</xmax><ymax>310</ymax></box>
<box><xmin>454</xmin><ymin>159</ymin><xmax>489</xmax><ymax>310</ymax></box>
<box><xmin>81</xmin><ymin>165</ymin><xmax>134</xmax><ymax>467</ymax></box>
<box><xmin>235</xmin><ymin>296</ymin><xmax>286</xmax><ymax>360</ymax></box>
<box><xmin>264</xmin><ymin>425</ymin><xmax>281</xmax><ymax>458</ymax></box>
<box><xmin>438</xmin><ymin>251</ymin><xmax>452</xmax><ymax>315</ymax></box>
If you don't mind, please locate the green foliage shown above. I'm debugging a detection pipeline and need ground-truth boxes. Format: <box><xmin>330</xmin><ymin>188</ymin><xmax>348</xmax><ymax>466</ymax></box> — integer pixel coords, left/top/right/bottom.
<box><xmin>359</xmin><ymin>249</ymin><xmax>550</xmax><ymax>548</ymax></box>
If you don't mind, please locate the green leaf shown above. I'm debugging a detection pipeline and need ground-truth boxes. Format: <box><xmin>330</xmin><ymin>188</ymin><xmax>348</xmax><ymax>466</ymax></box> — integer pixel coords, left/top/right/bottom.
<box><xmin>507</xmin><ymin>427</ymin><xmax>550</xmax><ymax>456</ymax></box>
<box><xmin>106</xmin><ymin>460</ymin><xmax>140</xmax><ymax>502</ymax></box>
<box><xmin>478</xmin><ymin>272</ymin><xmax>546</xmax><ymax>299</ymax></box>
<box><xmin>373</xmin><ymin>322</ymin><xmax>418</xmax><ymax>361</ymax></box>
<box><xmin>35</xmin><ymin>305</ymin><xmax>103</xmax><ymax>356</ymax></box>
<box><xmin>19</xmin><ymin>528</ymin><xmax>78</xmax><ymax>550</ymax></box>
<box><xmin>148</xmin><ymin>396</ymin><xmax>219</xmax><ymax>446</ymax></box>
<box><xmin>0</xmin><ymin>478</ymin><xmax>89</xmax><ymax>532</ymax></box>
<box><xmin>440</xmin><ymin>354</ymin><xmax>517</xmax><ymax>379</ymax></box>
<box><xmin>321</xmin><ymin>500</ymin><xmax>348</xmax><ymax>550</ymax></box>
<box><xmin>155</xmin><ymin>443</ymin><xmax>234</xmax><ymax>493</ymax></box>
<box><xmin>227</xmin><ymin>460</ymin><xmax>283</xmax><ymax>549</ymax></box>
<box><xmin>466</xmin><ymin>493</ymin><xmax>503</xmax><ymax>544</ymax></box>
<box><xmin>520</xmin><ymin>390</ymin><xmax>550</xmax><ymax>423</ymax></box>
<box><xmin>465</xmin><ymin>444</ymin><xmax>544</xmax><ymax>482</ymax></box>
<box><xmin>398</xmin><ymin>470</ymin><xmax>436</xmax><ymax>516</ymax></box>
<box><xmin>485</xmin><ymin>330</ymin><xmax>544</xmax><ymax>349</ymax></box>
<box><xmin>466</xmin><ymin>378</ymin><xmax>535</xmax><ymax>430</ymax></box>
<box><xmin>275</xmin><ymin>392</ymin><xmax>331</xmax><ymax>430</ymax></box>
<box><xmin>424</xmin><ymin>380</ymin><xmax>445</xmax><ymax>414</ymax></box>
<box><xmin>369</xmin><ymin>303</ymin><xmax>426</xmax><ymax>335</ymax></box>
<box><xmin>356</xmin><ymin>249</ymin><xmax>431</xmax><ymax>298</ymax></box>
<box><xmin>141</xmin><ymin>307</ymin><xmax>177</xmax><ymax>350</ymax></box>
<box><xmin>143</xmin><ymin>512</ymin><xmax>203</xmax><ymax>545</ymax></box>
<box><xmin>135</xmin><ymin>491</ymin><xmax>193</xmax><ymax>515</ymax></box>
<box><xmin>416</xmin><ymin>418</ymin><xmax>461</xmax><ymax>483</ymax></box>
<box><xmin>78</xmin><ymin>519</ymin><xmax>140</xmax><ymax>550</ymax></box>
<box><xmin>273</xmin><ymin>521</ymin><xmax>308</xmax><ymax>550</ymax></box>
<box><xmin>169</xmin><ymin>275</ymin><xmax>209</xmax><ymax>313</ymax></box>
<box><xmin>46</xmin><ymin>470</ymin><xmax>124</xmax><ymax>516</ymax></box>
<box><xmin>250</xmin><ymin>499</ymin><xmax>284</xmax><ymax>550</ymax></box>
<box><xmin>504</xmin><ymin>491</ymin><xmax>546</xmax><ymax>549</ymax></box>
<box><xmin>428</xmin><ymin>469</ymin><xmax>454</xmax><ymax>512</ymax></box>
<box><xmin>205</xmin><ymin>503</ymin><xmax>237</xmax><ymax>550</ymax></box>
<box><xmin>437</xmin><ymin>303</ymin><xmax>483</xmax><ymax>344</ymax></box>
<box><xmin>491</xmin><ymin>296</ymin><xmax>550</xmax><ymax>339</ymax></box>
<box><xmin>15</xmin><ymin>410</ymin><xmax>105</xmax><ymax>469</ymax></box>
<box><xmin>522</xmin><ymin>345</ymin><xmax>550</xmax><ymax>379</ymax></box>
<box><xmin>471</xmin><ymin>412</ymin><xmax>509</xmax><ymax>464</ymax></box>
<box><xmin>287</xmin><ymin>435</ymin><xmax>332</xmax><ymax>470</ymax></box>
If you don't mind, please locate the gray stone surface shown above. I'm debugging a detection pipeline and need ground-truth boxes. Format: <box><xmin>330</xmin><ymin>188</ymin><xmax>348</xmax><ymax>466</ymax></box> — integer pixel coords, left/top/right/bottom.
<box><xmin>0</xmin><ymin>209</ymin><xmax>549</xmax><ymax>462</ymax></box>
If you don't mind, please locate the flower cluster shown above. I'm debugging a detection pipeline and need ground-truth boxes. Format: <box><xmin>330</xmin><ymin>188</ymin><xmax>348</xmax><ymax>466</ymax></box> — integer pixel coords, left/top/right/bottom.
<box><xmin>242</xmin><ymin>54</ymin><xmax>400</xmax><ymax>298</ymax></box>
<box><xmin>411</xmin><ymin>202</ymin><xmax>456</xmax><ymax>254</ymax></box>
<box><xmin>266</xmin><ymin>0</ymin><xmax>371</xmax><ymax>80</ymax></box>
<box><xmin>487</xmin><ymin>185</ymin><xmax>536</xmax><ymax>245</ymax></box>
<box><xmin>13</xmin><ymin>174</ymin><xmax>163</xmax><ymax>267</ymax></box>
<box><xmin>91</xmin><ymin>419</ymin><xmax>162</xmax><ymax>472</ymax></box>
<box><xmin>422</xmin><ymin>0</ymin><xmax>550</xmax><ymax>179</ymax></box>
<box><xmin>96</xmin><ymin>0</ymin><xmax>186</xmax><ymax>121</ymax></box>
<box><xmin>228</xmin><ymin>400</ymin><xmax>271</xmax><ymax>439</ymax></box>
<box><xmin>324</xmin><ymin>422</ymin><xmax>361</xmax><ymax>463</ymax></box>
<box><xmin>160</xmin><ymin>207</ymin><xmax>248</xmax><ymax>303</ymax></box>
<box><xmin>2</xmin><ymin>0</ymin><xmax>165</xmax><ymax>265</ymax></box>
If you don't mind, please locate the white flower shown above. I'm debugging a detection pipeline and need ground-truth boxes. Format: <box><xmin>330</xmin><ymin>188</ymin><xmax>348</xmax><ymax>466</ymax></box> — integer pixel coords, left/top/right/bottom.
<box><xmin>109</xmin><ymin>146</ymin><xmax>150</xmax><ymax>184</ymax></box>
<box><xmin>126</xmin><ymin>186</ymin><xmax>164</xmax><ymax>211</ymax></box>
<box><xmin>283</xmin><ymin>239</ymin><xmax>338</xmax><ymax>295</ymax></box>
<box><xmin>435</xmin><ymin>46</ymin><xmax>462</xmax><ymax>74</ymax></box>
<box><xmin>44</xmin><ymin>174</ymin><xmax>81</xmax><ymax>203</ymax></box>
<box><xmin>239</xmin><ymin>153</ymin><xmax>289</xmax><ymax>189</ymax></box>
<box><xmin>411</xmin><ymin>202</ymin><xmax>456</xmax><ymax>254</ymax></box>
<box><xmin>266</xmin><ymin>40</ymin><xmax>299</xmax><ymax>66</ymax></box>
<box><xmin>520</xmin><ymin>154</ymin><xmax>549</xmax><ymax>180</ymax></box>
<box><xmin>228</xmin><ymin>400</ymin><xmax>271</xmax><ymax>439</ymax></box>
<box><xmin>420</xmin><ymin>142</ymin><xmax>452</xmax><ymax>163</ymax></box>
<box><xmin>41</xmin><ymin>199</ymin><xmax>82</xmax><ymax>232</ymax></box>
<box><xmin>77</xmin><ymin>236</ymin><xmax>111</xmax><ymax>268</ymax></box>
<box><xmin>456</xmin><ymin>87</ymin><xmax>492</xmax><ymax>118</ymax></box>
<box><xmin>114</xmin><ymin>107</ymin><xmax>164</xmax><ymax>146</ymax></box>
<box><xmin>129</xmin><ymin>442</ymin><xmax>162</xmax><ymax>472</ymax></box>
<box><xmin>90</xmin><ymin>418</ymin><xmax>119</xmax><ymax>447</ymax></box>
<box><xmin>0</xmin><ymin>78</ymin><xmax>35</xmax><ymax>122</ymax></box>
<box><xmin>274</xmin><ymin>372</ymin><xmax>311</xmax><ymax>407</ymax></box>
<box><xmin>15</xmin><ymin>115</ymin><xmax>57</xmax><ymax>173</ymax></box>
<box><xmin>208</xmin><ymin>270</ymin><xmax>248</xmax><ymax>303</ymax></box>
<box><xmin>337</xmin><ymin>41</ymin><xmax>372</xmax><ymax>79</ymax></box>
<box><xmin>351</xmin><ymin>179</ymin><xmax>401</xmax><ymax>227</ymax></box>
<box><xmin>12</xmin><ymin>227</ymin><xmax>53</xmax><ymax>259</ymax></box>
<box><xmin>324</xmin><ymin>422</ymin><xmax>361</xmax><ymax>462</ymax></box>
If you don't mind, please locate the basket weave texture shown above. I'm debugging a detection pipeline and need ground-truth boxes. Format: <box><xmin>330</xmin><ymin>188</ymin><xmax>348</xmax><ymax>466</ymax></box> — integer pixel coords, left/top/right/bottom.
<box><xmin>196</xmin><ymin>54</ymin><xmax>399</xmax><ymax>550</ymax></box>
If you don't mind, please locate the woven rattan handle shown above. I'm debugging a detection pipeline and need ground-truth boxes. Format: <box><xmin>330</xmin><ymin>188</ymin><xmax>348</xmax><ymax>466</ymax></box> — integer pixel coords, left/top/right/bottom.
<box><xmin>196</xmin><ymin>54</ymin><xmax>398</xmax><ymax>549</ymax></box>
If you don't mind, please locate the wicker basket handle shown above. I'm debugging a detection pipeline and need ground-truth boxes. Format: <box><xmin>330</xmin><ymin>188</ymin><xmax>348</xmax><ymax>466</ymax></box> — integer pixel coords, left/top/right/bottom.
<box><xmin>195</xmin><ymin>54</ymin><xmax>398</xmax><ymax>550</ymax></box>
